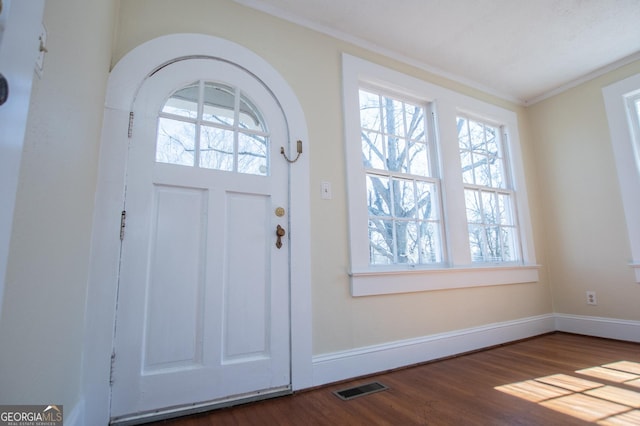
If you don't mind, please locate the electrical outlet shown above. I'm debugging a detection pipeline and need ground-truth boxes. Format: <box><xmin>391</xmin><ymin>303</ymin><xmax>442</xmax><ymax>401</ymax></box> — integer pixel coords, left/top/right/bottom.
<box><xmin>586</xmin><ymin>291</ymin><xmax>597</xmax><ymax>305</ymax></box>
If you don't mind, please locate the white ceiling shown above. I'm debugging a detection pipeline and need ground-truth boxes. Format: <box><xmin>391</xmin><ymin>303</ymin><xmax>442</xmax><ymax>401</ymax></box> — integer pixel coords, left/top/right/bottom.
<box><xmin>235</xmin><ymin>0</ymin><xmax>640</xmax><ymax>104</ymax></box>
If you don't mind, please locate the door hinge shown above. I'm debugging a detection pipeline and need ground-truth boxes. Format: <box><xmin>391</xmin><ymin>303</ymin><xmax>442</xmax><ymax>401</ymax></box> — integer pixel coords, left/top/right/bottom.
<box><xmin>127</xmin><ymin>111</ymin><xmax>134</xmax><ymax>138</ymax></box>
<box><xmin>120</xmin><ymin>210</ymin><xmax>126</xmax><ymax>240</ymax></box>
<box><xmin>109</xmin><ymin>351</ymin><xmax>116</xmax><ymax>386</ymax></box>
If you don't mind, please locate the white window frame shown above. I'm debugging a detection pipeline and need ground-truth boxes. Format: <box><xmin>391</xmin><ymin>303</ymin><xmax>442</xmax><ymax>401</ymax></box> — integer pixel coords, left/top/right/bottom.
<box><xmin>603</xmin><ymin>73</ymin><xmax>640</xmax><ymax>283</ymax></box>
<box><xmin>342</xmin><ymin>54</ymin><xmax>538</xmax><ymax>296</ymax></box>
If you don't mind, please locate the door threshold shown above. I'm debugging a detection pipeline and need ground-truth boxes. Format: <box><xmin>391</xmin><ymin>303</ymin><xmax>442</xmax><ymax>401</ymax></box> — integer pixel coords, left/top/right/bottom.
<box><xmin>110</xmin><ymin>386</ymin><xmax>292</xmax><ymax>426</ymax></box>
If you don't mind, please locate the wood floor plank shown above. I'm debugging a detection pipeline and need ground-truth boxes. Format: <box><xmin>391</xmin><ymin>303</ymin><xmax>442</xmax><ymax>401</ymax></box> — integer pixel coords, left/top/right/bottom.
<box><xmin>146</xmin><ymin>333</ymin><xmax>640</xmax><ymax>425</ymax></box>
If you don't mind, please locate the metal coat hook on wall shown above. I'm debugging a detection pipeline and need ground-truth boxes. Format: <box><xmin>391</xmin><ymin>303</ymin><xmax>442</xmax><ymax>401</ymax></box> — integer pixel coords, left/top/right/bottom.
<box><xmin>280</xmin><ymin>140</ymin><xmax>303</xmax><ymax>163</ymax></box>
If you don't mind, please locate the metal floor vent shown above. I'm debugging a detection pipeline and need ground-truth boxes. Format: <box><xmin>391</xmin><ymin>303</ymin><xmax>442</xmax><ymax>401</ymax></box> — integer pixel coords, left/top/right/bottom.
<box><xmin>333</xmin><ymin>381</ymin><xmax>389</xmax><ymax>401</ymax></box>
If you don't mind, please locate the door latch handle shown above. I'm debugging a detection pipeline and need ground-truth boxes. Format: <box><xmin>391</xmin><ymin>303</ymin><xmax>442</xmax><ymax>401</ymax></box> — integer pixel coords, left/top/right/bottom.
<box><xmin>276</xmin><ymin>224</ymin><xmax>286</xmax><ymax>249</ymax></box>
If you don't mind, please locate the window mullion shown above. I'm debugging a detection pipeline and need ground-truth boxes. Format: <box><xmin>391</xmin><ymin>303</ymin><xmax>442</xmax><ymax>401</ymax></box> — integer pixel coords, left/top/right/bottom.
<box><xmin>389</xmin><ymin>174</ymin><xmax>397</xmax><ymax>263</ymax></box>
<box><xmin>413</xmin><ymin>179</ymin><xmax>422</xmax><ymax>264</ymax></box>
<box><xmin>232</xmin><ymin>87</ymin><xmax>240</xmax><ymax>172</ymax></box>
<box><xmin>193</xmin><ymin>80</ymin><xmax>205</xmax><ymax>168</ymax></box>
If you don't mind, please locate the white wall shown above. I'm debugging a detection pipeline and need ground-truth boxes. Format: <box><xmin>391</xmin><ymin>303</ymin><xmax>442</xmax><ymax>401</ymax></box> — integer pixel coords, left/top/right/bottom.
<box><xmin>0</xmin><ymin>0</ymin><xmax>116</xmax><ymax>414</ymax></box>
<box><xmin>0</xmin><ymin>0</ymin><xmax>44</xmax><ymax>316</ymax></box>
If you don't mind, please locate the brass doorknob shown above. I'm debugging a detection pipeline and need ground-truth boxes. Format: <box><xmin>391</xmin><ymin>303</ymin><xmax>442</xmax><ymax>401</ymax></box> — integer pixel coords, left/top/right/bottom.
<box><xmin>276</xmin><ymin>224</ymin><xmax>286</xmax><ymax>249</ymax></box>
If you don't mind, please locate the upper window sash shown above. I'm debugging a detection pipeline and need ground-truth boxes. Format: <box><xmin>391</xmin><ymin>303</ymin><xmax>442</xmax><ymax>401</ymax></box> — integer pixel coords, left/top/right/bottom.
<box><xmin>342</xmin><ymin>54</ymin><xmax>538</xmax><ymax>296</ymax></box>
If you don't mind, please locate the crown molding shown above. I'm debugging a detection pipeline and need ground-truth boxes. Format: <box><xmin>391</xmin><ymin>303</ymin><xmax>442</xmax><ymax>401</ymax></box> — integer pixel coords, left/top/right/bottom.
<box><xmin>526</xmin><ymin>51</ymin><xmax>640</xmax><ymax>105</ymax></box>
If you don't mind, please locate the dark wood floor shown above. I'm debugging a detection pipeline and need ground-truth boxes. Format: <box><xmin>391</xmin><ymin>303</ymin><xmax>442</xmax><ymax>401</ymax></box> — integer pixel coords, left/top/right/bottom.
<box><xmin>148</xmin><ymin>333</ymin><xmax>640</xmax><ymax>425</ymax></box>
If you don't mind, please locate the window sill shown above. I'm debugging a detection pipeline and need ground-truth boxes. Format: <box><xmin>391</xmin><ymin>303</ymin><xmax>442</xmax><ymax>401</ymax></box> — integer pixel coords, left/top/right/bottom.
<box><xmin>349</xmin><ymin>264</ymin><xmax>540</xmax><ymax>297</ymax></box>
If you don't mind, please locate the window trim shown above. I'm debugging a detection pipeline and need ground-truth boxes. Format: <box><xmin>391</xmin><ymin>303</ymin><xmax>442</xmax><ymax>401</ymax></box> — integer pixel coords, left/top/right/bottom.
<box><xmin>342</xmin><ymin>54</ymin><xmax>538</xmax><ymax>296</ymax></box>
<box><xmin>603</xmin><ymin>73</ymin><xmax>640</xmax><ymax>283</ymax></box>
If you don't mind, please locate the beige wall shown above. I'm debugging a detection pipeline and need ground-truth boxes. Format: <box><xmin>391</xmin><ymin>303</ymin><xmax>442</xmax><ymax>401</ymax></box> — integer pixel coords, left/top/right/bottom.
<box><xmin>113</xmin><ymin>0</ymin><xmax>553</xmax><ymax>355</ymax></box>
<box><xmin>0</xmin><ymin>0</ymin><xmax>116</xmax><ymax>411</ymax></box>
<box><xmin>528</xmin><ymin>60</ymin><xmax>640</xmax><ymax>320</ymax></box>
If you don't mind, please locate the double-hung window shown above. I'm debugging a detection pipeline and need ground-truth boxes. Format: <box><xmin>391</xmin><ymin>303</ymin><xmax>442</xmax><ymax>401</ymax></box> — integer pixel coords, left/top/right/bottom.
<box><xmin>458</xmin><ymin>116</ymin><xmax>520</xmax><ymax>263</ymax></box>
<box><xmin>343</xmin><ymin>54</ymin><xmax>538</xmax><ymax>296</ymax></box>
<box><xmin>359</xmin><ymin>88</ymin><xmax>443</xmax><ymax>265</ymax></box>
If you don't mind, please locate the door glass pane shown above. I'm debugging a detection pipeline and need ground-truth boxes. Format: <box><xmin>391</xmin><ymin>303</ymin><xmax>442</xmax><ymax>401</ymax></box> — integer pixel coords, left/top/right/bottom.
<box><xmin>239</xmin><ymin>93</ymin><xmax>266</xmax><ymax>133</ymax></box>
<box><xmin>238</xmin><ymin>133</ymin><xmax>268</xmax><ymax>175</ymax></box>
<box><xmin>156</xmin><ymin>118</ymin><xmax>195</xmax><ymax>166</ymax></box>
<box><xmin>202</xmin><ymin>83</ymin><xmax>235</xmax><ymax>126</ymax></box>
<box><xmin>162</xmin><ymin>83</ymin><xmax>198</xmax><ymax>119</ymax></box>
<box><xmin>199</xmin><ymin>125</ymin><xmax>233</xmax><ymax>171</ymax></box>
<box><xmin>157</xmin><ymin>81</ymin><xmax>271</xmax><ymax>175</ymax></box>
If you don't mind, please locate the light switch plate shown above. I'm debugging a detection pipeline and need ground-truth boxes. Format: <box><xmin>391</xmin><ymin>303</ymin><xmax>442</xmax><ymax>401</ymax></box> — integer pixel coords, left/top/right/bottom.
<box><xmin>321</xmin><ymin>181</ymin><xmax>332</xmax><ymax>200</ymax></box>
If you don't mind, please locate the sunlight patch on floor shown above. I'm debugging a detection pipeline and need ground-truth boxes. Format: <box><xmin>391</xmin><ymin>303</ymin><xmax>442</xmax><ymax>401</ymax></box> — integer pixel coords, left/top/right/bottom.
<box><xmin>540</xmin><ymin>393</ymin><xmax>628</xmax><ymax>422</ymax></box>
<box><xmin>577</xmin><ymin>366</ymin><xmax>639</xmax><ymax>383</ymax></box>
<box><xmin>604</xmin><ymin>361</ymin><xmax>640</xmax><ymax>375</ymax></box>
<box><xmin>586</xmin><ymin>386</ymin><xmax>640</xmax><ymax>408</ymax></box>
<box><xmin>598</xmin><ymin>410</ymin><xmax>640</xmax><ymax>426</ymax></box>
<box><xmin>626</xmin><ymin>379</ymin><xmax>640</xmax><ymax>389</ymax></box>
<box><xmin>535</xmin><ymin>374</ymin><xmax>603</xmax><ymax>392</ymax></box>
<box><xmin>495</xmin><ymin>380</ymin><xmax>572</xmax><ymax>402</ymax></box>
<box><xmin>495</xmin><ymin>361</ymin><xmax>640</xmax><ymax>425</ymax></box>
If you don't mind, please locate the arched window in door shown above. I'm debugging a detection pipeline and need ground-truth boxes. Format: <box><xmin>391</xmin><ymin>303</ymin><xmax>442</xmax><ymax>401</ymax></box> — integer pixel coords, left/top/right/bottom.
<box><xmin>156</xmin><ymin>80</ymin><xmax>270</xmax><ymax>176</ymax></box>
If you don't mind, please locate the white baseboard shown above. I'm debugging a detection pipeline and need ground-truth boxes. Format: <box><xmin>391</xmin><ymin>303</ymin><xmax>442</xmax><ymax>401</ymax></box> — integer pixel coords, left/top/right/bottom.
<box><xmin>65</xmin><ymin>398</ymin><xmax>84</xmax><ymax>426</ymax></box>
<box><xmin>554</xmin><ymin>313</ymin><xmax>640</xmax><ymax>343</ymax></box>
<box><xmin>312</xmin><ymin>314</ymin><xmax>555</xmax><ymax>387</ymax></box>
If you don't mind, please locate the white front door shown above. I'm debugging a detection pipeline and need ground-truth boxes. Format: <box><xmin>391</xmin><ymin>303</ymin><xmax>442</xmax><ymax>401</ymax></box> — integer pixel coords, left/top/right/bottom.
<box><xmin>110</xmin><ymin>58</ymin><xmax>291</xmax><ymax>421</ymax></box>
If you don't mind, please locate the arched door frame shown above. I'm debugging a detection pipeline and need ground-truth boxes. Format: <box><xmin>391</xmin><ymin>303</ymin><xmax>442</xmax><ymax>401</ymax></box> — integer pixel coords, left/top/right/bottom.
<box><xmin>82</xmin><ymin>34</ymin><xmax>311</xmax><ymax>425</ymax></box>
